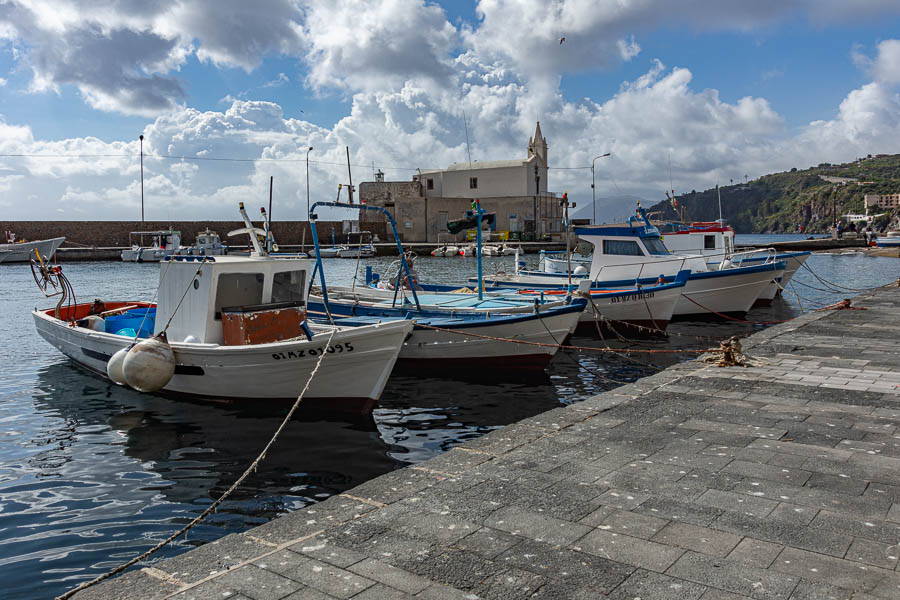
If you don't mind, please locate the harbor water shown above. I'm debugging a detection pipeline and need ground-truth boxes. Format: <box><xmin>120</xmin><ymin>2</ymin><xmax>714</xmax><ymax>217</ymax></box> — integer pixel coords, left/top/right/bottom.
<box><xmin>0</xmin><ymin>240</ymin><xmax>897</xmax><ymax>599</ymax></box>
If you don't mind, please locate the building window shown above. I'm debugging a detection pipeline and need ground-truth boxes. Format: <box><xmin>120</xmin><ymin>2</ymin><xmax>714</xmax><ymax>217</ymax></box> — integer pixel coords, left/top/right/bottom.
<box><xmin>469</xmin><ymin>177</ymin><xmax>478</xmax><ymax>189</ymax></box>
<box><xmin>426</xmin><ymin>178</ymin><xmax>434</xmax><ymax>190</ymax></box>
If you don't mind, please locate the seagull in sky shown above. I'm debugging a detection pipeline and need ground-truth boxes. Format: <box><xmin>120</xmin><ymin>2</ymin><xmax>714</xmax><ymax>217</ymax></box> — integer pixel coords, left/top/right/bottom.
<box><xmin>559</xmin><ymin>37</ymin><xmax>566</xmax><ymax>44</ymax></box>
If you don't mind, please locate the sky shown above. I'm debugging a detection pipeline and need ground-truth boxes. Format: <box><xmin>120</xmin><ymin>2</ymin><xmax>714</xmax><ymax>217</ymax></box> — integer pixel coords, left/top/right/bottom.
<box><xmin>1</xmin><ymin>0</ymin><xmax>900</xmax><ymax>223</ymax></box>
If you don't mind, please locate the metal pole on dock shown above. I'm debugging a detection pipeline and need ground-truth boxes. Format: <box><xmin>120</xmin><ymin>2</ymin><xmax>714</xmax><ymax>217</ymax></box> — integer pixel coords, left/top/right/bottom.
<box><xmin>306</xmin><ymin>146</ymin><xmax>313</xmax><ymax>219</ymax></box>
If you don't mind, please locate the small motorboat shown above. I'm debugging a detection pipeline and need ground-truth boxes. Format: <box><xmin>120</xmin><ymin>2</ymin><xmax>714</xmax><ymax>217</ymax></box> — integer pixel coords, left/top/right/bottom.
<box><xmin>31</xmin><ymin>207</ymin><xmax>412</xmax><ymax>409</ymax></box>
<box><xmin>121</xmin><ymin>229</ymin><xmax>182</xmax><ymax>262</ymax></box>
<box><xmin>337</xmin><ymin>232</ymin><xmax>376</xmax><ymax>258</ymax></box>
<box><xmin>430</xmin><ymin>245</ymin><xmax>460</xmax><ymax>257</ymax></box>
<box><xmin>0</xmin><ymin>232</ymin><xmax>65</xmax><ymax>264</ymax></box>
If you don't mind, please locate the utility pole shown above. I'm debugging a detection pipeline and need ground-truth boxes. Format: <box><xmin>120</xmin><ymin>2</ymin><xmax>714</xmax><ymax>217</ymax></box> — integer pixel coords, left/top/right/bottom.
<box><xmin>139</xmin><ymin>134</ymin><xmax>144</xmax><ymax>223</ymax></box>
<box><xmin>534</xmin><ymin>164</ymin><xmax>540</xmax><ymax>241</ymax></box>
<box><xmin>591</xmin><ymin>152</ymin><xmax>611</xmax><ymax>225</ymax></box>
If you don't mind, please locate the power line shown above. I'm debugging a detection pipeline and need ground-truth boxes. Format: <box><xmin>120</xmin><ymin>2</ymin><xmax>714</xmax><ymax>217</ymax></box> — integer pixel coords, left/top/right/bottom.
<box><xmin>0</xmin><ymin>152</ymin><xmax>598</xmax><ymax>173</ymax></box>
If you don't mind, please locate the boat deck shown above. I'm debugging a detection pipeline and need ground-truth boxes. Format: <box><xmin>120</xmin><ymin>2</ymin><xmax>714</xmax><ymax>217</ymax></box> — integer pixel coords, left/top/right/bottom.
<box><xmin>73</xmin><ymin>285</ymin><xmax>900</xmax><ymax>600</ymax></box>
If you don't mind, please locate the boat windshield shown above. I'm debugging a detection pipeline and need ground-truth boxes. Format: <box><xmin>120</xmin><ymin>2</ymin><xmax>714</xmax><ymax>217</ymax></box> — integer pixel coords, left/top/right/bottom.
<box><xmin>643</xmin><ymin>237</ymin><xmax>670</xmax><ymax>255</ymax></box>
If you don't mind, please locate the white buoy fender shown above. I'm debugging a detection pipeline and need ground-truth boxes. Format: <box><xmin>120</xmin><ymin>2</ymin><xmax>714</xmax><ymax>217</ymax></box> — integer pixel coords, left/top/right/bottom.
<box><xmin>83</xmin><ymin>315</ymin><xmax>105</xmax><ymax>332</ymax></box>
<box><xmin>106</xmin><ymin>346</ymin><xmax>130</xmax><ymax>385</ymax></box>
<box><xmin>122</xmin><ymin>333</ymin><xmax>176</xmax><ymax>392</ymax></box>
<box><xmin>573</xmin><ymin>265</ymin><xmax>588</xmax><ymax>276</ymax></box>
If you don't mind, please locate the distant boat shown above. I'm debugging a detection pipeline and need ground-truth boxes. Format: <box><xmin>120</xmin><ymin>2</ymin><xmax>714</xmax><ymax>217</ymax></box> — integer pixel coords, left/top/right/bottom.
<box><xmin>121</xmin><ymin>230</ymin><xmax>181</xmax><ymax>262</ymax></box>
<box><xmin>180</xmin><ymin>228</ymin><xmax>228</xmax><ymax>257</ymax></box>
<box><xmin>0</xmin><ymin>232</ymin><xmax>65</xmax><ymax>264</ymax></box>
<box><xmin>875</xmin><ymin>231</ymin><xmax>900</xmax><ymax>247</ymax></box>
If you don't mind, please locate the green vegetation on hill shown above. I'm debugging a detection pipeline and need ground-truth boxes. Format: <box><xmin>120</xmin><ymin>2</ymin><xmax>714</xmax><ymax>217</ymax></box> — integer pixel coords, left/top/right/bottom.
<box><xmin>648</xmin><ymin>154</ymin><xmax>900</xmax><ymax>233</ymax></box>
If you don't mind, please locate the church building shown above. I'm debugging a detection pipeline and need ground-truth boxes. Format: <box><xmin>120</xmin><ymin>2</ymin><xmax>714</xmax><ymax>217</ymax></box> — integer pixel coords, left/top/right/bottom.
<box><xmin>359</xmin><ymin>122</ymin><xmax>564</xmax><ymax>243</ymax></box>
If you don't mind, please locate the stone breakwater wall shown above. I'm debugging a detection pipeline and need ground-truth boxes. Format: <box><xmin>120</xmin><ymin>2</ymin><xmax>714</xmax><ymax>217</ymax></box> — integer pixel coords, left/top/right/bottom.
<box><xmin>0</xmin><ymin>220</ymin><xmax>347</xmax><ymax>248</ymax></box>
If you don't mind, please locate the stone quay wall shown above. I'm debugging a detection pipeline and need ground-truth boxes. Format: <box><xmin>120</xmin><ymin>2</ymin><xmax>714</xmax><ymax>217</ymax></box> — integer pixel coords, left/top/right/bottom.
<box><xmin>0</xmin><ymin>220</ymin><xmax>347</xmax><ymax>248</ymax></box>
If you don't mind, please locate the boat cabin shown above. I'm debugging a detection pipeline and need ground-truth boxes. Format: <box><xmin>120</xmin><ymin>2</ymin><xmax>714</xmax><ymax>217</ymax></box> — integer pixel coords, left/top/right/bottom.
<box><xmin>128</xmin><ymin>230</ymin><xmax>182</xmax><ymax>251</ymax></box>
<box><xmin>658</xmin><ymin>222</ymin><xmax>735</xmax><ymax>258</ymax></box>
<box><xmin>156</xmin><ymin>255</ymin><xmax>311</xmax><ymax>344</ymax></box>
<box><xmin>574</xmin><ymin>216</ymin><xmax>707</xmax><ymax>281</ymax></box>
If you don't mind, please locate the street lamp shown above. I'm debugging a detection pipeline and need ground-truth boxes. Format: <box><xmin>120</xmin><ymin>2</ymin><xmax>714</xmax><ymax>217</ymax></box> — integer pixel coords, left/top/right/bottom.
<box><xmin>591</xmin><ymin>152</ymin><xmax>611</xmax><ymax>225</ymax></box>
<box><xmin>306</xmin><ymin>146</ymin><xmax>313</xmax><ymax>219</ymax></box>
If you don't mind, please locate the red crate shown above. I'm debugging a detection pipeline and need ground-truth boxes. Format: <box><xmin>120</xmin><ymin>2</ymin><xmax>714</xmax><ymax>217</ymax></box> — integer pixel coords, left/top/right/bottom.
<box><xmin>222</xmin><ymin>302</ymin><xmax>307</xmax><ymax>346</ymax></box>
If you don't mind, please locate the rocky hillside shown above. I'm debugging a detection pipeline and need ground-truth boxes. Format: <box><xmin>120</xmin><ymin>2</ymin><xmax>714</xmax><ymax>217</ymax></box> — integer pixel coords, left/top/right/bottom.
<box><xmin>648</xmin><ymin>154</ymin><xmax>900</xmax><ymax>233</ymax></box>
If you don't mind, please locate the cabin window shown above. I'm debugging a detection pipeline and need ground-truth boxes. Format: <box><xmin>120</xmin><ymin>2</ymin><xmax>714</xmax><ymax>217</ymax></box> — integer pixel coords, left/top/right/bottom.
<box><xmin>214</xmin><ymin>272</ymin><xmax>264</xmax><ymax>319</ymax></box>
<box><xmin>643</xmin><ymin>237</ymin><xmax>670</xmax><ymax>255</ymax></box>
<box><xmin>704</xmin><ymin>234</ymin><xmax>716</xmax><ymax>250</ymax></box>
<box><xmin>271</xmin><ymin>270</ymin><xmax>307</xmax><ymax>304</ymax></box>
<box><xmin>469</xmin><ymin>177</ymin><xmax>478</xmax><ymax>189</ymax></box>
<box><xmin>602</xmin><ymin>240</ymin><xmax>644</xmax><ymax>256</ymax></box>
<box><xmin>426</xmin><ymin>178</ymin><xmax>434</xmax><ymax>190</ymax></box>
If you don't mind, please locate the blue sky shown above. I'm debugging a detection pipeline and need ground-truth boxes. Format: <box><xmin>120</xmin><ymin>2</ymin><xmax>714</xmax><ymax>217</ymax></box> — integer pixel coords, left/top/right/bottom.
<box><xmin>0</xmin><ymin>1</ymin><xmax>899</xmax><ymax>221</ymax></box>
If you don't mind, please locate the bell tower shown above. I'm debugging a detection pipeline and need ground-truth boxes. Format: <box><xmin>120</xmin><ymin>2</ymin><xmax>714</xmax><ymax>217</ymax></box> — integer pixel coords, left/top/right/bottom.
<box><xmin>528</xmin><ymin>120</ymin><xmax>547</xmax><ymax>167</ymax></box>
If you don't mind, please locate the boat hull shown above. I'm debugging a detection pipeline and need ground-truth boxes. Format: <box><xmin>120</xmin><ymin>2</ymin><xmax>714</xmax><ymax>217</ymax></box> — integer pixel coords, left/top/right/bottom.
<box><xmin>308</xmin><ymin>299</ymin><xmax>584</xmax><ymax>369</ymax></box>
<box><xmin>673</xmin><ymin>267</ymin><xmax>779</xmax><ymax>319</ymax></box>
<box><xmin>0</xmin><ymin>237</ymin><xmax>65</xmax><ymax>263</ymax></box>
<box><xmin>33</xmin><ymin>309</ymin><xmax>411</xmax><ymax>405</ymax></box>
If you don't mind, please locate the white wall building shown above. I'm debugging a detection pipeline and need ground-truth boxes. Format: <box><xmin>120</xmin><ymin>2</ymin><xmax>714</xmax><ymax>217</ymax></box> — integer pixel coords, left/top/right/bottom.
<box><xmin>864</xmin><ymin>194</ymin><xmax>900</xmax><ymax>210</ymax></box>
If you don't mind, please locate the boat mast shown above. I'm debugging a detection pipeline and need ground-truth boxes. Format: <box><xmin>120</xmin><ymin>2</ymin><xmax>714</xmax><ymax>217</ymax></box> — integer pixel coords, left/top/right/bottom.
<box><xmin>717</xmin><ymin>183</ymin><xmax>723</xmax><ymax>224</ymax></box>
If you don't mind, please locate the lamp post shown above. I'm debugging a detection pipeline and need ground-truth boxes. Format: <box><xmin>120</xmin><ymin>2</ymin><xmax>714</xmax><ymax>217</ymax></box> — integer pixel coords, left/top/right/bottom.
<box><xmin>306</xmin><ymin>146</ymin><xmax>313</xmax><ymax>219</ymax></box>
<box><xmin>591</xmin><ymin>152</ymin><xmax>611</xmax><ymax>225</ymax></box>
<box><xmin>139</xmin><ymin>134</ymin><xmax>144</xmax><ymax>224</ymax></box>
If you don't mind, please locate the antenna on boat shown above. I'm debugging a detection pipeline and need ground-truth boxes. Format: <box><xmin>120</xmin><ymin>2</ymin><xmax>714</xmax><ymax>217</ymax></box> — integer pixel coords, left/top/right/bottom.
<box><xmin>139</xmin><ymin>134</ymin><xmax>144</xmax><ymax>224</ymax></box>
<box><xmin>463</xmin><ymin>110</ymin><xmax>472</xmax><ymax>168</ymax></box>
<box><xmin>265</xmin><ymin>176</ymin><xmax>274</xmax><ymax>252</ymax></box>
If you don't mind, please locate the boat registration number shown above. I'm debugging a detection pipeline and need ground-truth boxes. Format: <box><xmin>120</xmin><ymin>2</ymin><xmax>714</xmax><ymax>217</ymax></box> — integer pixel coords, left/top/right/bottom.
<box><xmin>272</xmin><ymin>342</ymin><xmax>354</xmax><ymax>360</ymax></box>
<box><xmin>608</xmin><ymin>291</ymin><xmax>655</xmax><ymax>304</ymax></box>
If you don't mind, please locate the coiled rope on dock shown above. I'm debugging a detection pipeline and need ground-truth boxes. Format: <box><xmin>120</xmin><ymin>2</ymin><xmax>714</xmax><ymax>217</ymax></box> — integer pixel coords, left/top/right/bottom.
<box><xmin>56</xmin><ymin>328</ymin><xmax>337</xmax><ymax>600</ymax></box>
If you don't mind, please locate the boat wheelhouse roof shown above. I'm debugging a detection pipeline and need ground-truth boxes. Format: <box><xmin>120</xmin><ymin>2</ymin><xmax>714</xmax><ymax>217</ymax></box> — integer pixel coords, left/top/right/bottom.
<box><xmin>128</xmin><ymin>230</ymin><xmax>181</xmax><ymax>235</ymax></box>
<box><xmin>573</xmin><ymin>222</ymin><xmax>661</xmax><ymax>239</ymax></box>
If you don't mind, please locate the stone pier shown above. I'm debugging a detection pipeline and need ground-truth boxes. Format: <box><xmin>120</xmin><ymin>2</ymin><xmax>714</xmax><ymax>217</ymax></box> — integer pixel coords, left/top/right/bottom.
<box><xmin>74</xmin><ymin>285</ymin><xmax>900</xmax><ymax>600</ymax></box>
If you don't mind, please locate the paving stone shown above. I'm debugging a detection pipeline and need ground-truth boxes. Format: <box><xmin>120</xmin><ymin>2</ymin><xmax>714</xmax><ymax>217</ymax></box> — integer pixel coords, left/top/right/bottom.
<box><xmin>665</xmin><ymin>551</ymin><xmax>799</xmax><ymax>600</ymax></box>
<box><xmin>633</xmin><ymin>496</ymin><xmax>724</xmax><ymax>527</ymax></box>
<box><xmin>651</xmin><ymin>521</ymin><xmax>742</xmax><ymax>558</ymax></box>
<box><xmin>594</xmin><ymin>488</ymin><xmax>651</xmax><ymax>510</ymax></box>
<box><xmin>726</xmin><ymin>537</ymin><xmax>783</xmax><ymax>569</ymax></box>
<box><xmin>289</xmin><ymin>537</ymin><xmax>368</xmax><ymax>568</ymax></box>
<box><xmin>73</xmin><ymin>570</ymin><xmax>182</xmax><ymax>600</ymax></box>
<box><xmin>722</xmin><ymin>460</ymin><xmax>813</xmax><ymax>486</ymax></box>
<box><xmin>415</xmin><ymin>583</ymin><xmax>481</xmax><ymax>600</ymax></box>
<box><xmin>483</xmin><ymin>505</ymin><xmax>591</xmax><ymax>546</ymax></box>
<box><xmin>495</xmin><ymin>538</ymin><xmax>634</xmax><ymax>595</ymax></box>
<box><xmin>579</xmin><ymin>528</ymin><xmax>684</xmax><ymax>572</ymax></box>
<box><xmin>212</xmin><ymin>564</ymin><xmax>304</xmax><ymax>599</ymax></box>
<box><xmin>711</xmin><ymin>511</ymin><xmax>852</xmax><ymax>558</ymax></box>
<box><xmin>368</xmin><ymin>504</ymin><xmax>479</xmax><ymax>544</ymax></box>
<box><xmin>696</xmin><ymin>489</ymin><xmax>779</xmax><ymax>518</ymax></box>
<box><xmin>606</xmin><ymin>568</ymin><xmax>709</xmax><ymax>600</ymax></box>
<box><xmin>280</xmin><ymin>587</ymin><xmax>332</xmax><ymax>599</ymax></box>
<box><xmin>154</xmin><ymin>533</ymin><xmax>277</xmax><ymax>585</ymax></box>
<box><xmin>248</xmin><ymin>495</ymin><xmax>378</xmax><ymax>546</ymax></box>
<box><xmin>471</xmin><ymin>567</ymin><xmax>545</xmax><ymax>600</ymax></box>
<box><xmin>845</xmin><ymin>537</ymin><xmax>900</xmax><ymax>570</ymax></box>
<box><xmin>787</xmin><ymin>580</ymin><xmax>860</xmax><ymax>600</ymax></box>
<box><xmin>350</xmin><ymin>583</ymin><xmax>415</xmax><ymax>599</ymax></box>
<box><xmin>347</xmin><ymin>558</ymin><xmax>431</xmax><ymax>594</ymax></box>
<box><xmin>678</xmin><ymin>419</ymin><xmax>786</xmax><ymax>440</ymax></box>
<box><xmin>768</xmin><ymin>502</ymin><xmax>819</xmax><ymax>526</ymax></box>
<box><xmin>888</xmin><ymin>503</ymin><xmax>900</xmax><ymax>523</ymax></box>
<box><xmin>588</xmin><ymin>509</ymin><xmax>670</xmax><ymax>539</ymax></box>
<box><xmin>809</xmin><ymin>509</ymin><xmax>900</xmax><ymax>546</ymax></box>
<box><xmin>453</xmin><ymin>526</ymin><xmax>522</xmax><ymax>560</ymax></box>
<box><xmin>167</xmin><ymin>579</ymin><xmax>239</xmax><ymax>600</ymax></box>
<box><xmin>771</xmin><ymin>546</ymin><xmax>889</xmax><ymax>593</ymax></box>
<box><xmin>409</xmin><ymin>550</ymin><xmax>502</xmax><ymax>591</ymax></box>
<box><xmin>730</xmin><ymin>479</ymin><xmax>891</xmax><ymax>520</ymax></box>
<box><xmin>258</xmin><ymin>551</ymin><xmax>374</xmax><ymax>599</ymax></box>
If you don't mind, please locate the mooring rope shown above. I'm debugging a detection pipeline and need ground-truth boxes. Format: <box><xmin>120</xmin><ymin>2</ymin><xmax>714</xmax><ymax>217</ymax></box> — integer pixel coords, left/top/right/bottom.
<box><xmin>56</xmin><ymin>328</ymin><xmax>337</xmax><ymax>600</ymax></box>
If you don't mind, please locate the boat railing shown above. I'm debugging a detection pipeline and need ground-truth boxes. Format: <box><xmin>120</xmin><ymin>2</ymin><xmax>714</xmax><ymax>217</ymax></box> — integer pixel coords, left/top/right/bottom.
<box><xmin>716</xmin><ymin>247</ymin><xmax>777</xmax><ymax>270</ymax></box>
<box><xmin>592</xmin><ymin>256</ymin><xmax>688</xmax><ymax>283</ymax></box>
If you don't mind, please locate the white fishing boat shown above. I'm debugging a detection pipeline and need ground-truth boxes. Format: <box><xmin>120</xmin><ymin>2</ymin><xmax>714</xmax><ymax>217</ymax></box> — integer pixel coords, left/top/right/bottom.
<box><xmin>31</xmin><ymin>212</ymin><xmax>412</xmax><ymax>410</ymax></box>
<box><xmin>476</xmin><ymin>210</ymin><xmax>784</xmax><ymax>320</ymax></box>
<box><xmin>658</xmin><ymin>221</ymin><xmax>810</xmax><ymax>305</ymax></box>
<box><xmin>0</xmin><ymin>232</ymin><xmax>65</xmax><ymax>264</ymax></box>
<box><xmin>121</xmin><ymin>230</ymin><xmax>182</xmax><ymax>262</ymax></box>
